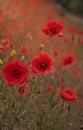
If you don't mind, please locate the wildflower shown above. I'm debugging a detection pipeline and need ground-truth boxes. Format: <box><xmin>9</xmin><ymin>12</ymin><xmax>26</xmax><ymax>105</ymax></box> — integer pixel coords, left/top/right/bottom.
<box><xmin>57</xmin><ymin>87</ymin><xmax>77</xmax><ymax>101</ymax></box>
<box><xmin>2</xmin><ymin>38</ymin><xmax>10</xmax><ymax>50</ymax></box>
<box><xmin>18</xmin><ymin>46</ymin><xmax>28</xmax><ymax>55</ymax></box>
<box><xmin>10</xmin><ymin>50</ymin><xmax>17</xmax><ymax>57</ymax></box>
<box><xmin>46</xmin><ymin>86</ymin><xmax>53</xmax><ymax>92</ymax></box>
<box><xmin>5</xmin><ymin>28</ymin><xmax>11</xmax><ymax>38</ymax></box>
<box><xmin>53</xmin><ymin>50</ymin><xmax>58</xmax><ymax>57</ymax></box>
<box><xmin>0</xmin><ymin>38</ymin><xmax>10</xmax><ymax>54</ymax></box>
<box><xmin>59</xmin><ymin>77</ymin><xmax>64</xmax><ymax>84</ymax></box>
<box><xmin>0</xmin><ymin>59</ymin><xmax>3</xmax><ymax>64</ymax></box>
<box><xmin>42</xmin><ymin>20</ymin><xmax>64</xmax><ymax>36</ymax></box>
<box><xmin>72</xmin><ymin>68</ymin><xmax>79</xmax><ymax>79</ymax></box>
<box><xmin>2</xmin><ymin>60</ymin><xmax>28</xmax><ymax>87</ymax></box>
<box><xmin>30</xmin><ymin>50</ymin><xmax>56</xmax><ymax>74</ymax></box>
<box><xmin>60</xmin><ymin>55</ymin><xmax>75</xmax><ymax>67</ymax></box>
<box><xmin>18</xmin><ymin>84</ymin><xmax>30</xmax><ymax>96</ymax></box>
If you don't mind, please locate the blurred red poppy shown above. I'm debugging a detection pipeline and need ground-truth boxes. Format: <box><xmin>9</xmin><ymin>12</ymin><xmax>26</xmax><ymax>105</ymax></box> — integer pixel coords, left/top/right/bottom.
<box><xmin>18</xmin><ymin>84</ymin><xmax>30</xmax><ymax>96</ymax></box>
<box><xmin>2</xmin><ymin>38</ymin><xmax>11</xmax><ymax>50</ymax></box>
<box><xmin>60</xmin><ymin>55</ymin><xmax>75</xmax><ymax>67</ymax></box>
<box><xmin>59</xmin><ymin>77</ymin><xmax>65</xmax><ymax>84</ymax></box>
<box><xmin>46</xmin><ymin>86</ymin><xmax>53</xmax><ymax>92</ymax></box>
<box><xmin>18</xmin><ymin>46</ymin><xmax>29</xmax><ymax>55</ymax></box>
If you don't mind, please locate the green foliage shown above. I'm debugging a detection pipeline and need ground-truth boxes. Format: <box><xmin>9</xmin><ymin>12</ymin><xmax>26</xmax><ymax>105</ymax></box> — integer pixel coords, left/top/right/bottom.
<box><xmin>55</xmin><ymin>0</ymin><xmax>83</xmax><ymax>17</ymax></box>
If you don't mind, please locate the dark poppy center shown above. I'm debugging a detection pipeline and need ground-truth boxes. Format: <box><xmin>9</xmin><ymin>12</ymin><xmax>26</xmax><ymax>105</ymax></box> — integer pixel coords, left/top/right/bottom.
<box><xmin>50</xmin><ymin>28</ymin><xmax>56</xmax><ymax>33</ymax></box>
<box><xmin>40</xmin><ymin>63</ymin><xmax>47</xmax><ymax>68</ymax></box>
<box><xmin>65</xmin><ymin>59</ymin><xmax>72</xmax><ymax>64</ymax></box>
<box><xmin>14</xmin><ymin>70</ymin><xmax>20</xmax><ymax>76</ymax></box>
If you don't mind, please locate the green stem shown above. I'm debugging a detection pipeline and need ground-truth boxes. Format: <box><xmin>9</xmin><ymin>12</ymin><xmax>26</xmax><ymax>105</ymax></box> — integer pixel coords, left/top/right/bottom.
<box><xmin>10</xmin><ymin>83</ymin><xmax>36</xmax><ymax>130</ymax></box>
<box><xmin>2</xmin><ymin>86</ymin><xmax>15</xmax><ymax>129</ymax></box>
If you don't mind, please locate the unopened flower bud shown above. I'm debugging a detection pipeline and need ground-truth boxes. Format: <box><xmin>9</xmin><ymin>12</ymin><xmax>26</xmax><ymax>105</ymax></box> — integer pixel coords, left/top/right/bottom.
<box><xmin>40</xmin><ymin>44</ymin><xmax>44</xmax><ymax>50</ymax></box>
<box><xmin>21</xmin><ymin>56</ymin><xmax>25</xmax><ymax>61</ymax></box>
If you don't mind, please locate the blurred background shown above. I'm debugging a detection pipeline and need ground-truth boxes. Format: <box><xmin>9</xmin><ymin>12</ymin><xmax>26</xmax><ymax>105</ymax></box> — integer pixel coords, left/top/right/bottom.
<box><xmin>55</xmin><ymin>0</ymin><xmax>83</xmax><ymax>18</ymax></box>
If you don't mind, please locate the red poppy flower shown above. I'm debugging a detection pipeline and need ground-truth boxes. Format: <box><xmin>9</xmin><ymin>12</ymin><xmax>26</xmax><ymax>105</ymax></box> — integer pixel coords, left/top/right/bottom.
<box><xmin>2</xmin><ymin>38</ymin><xmax>10</xmax><ymax>50</ymax></box>
<box><xmin>5</xmin><ymin>28</ymin><xmax>11</xmax><ymax>38</ymax></box>
<box><xmin>30</xmin><ymin>50</ymin><xmax>56</xmax><ymax>74</ymax></box>
<box><xmin>0</xmin><ymin>39</ymin><xmax>11</xmax><ymax>54</ymax></box>
<box><xmin>57</xmin><ymin>87</ymin><xmax>77</xmax><ymax>101</ymax></box>
<box><xmin>18</xmin><ymin>46</ymin><xmax>29</xmax><ymax>55</ymax></box>
<box><xmin>72</xmin><ymin>68</ymin><xmax>79</xmax><ymax>79</ymax></box>
<box><xmin>53</xmin><ymin>50</ymin><xmax>58</xmax><ymax>57</ymax></box>
<box><xmin>42</xmin><ymin>20</ymin><xmax>64</xmax><ymax>36</ymax></box>
<box><xmin>60</xmin><ymin>55</ymin><xmax>75</xmax><ymax>67</ymax></box>
<box><xmin>46</xmin><ymin>86</ymin><xmax>53</xmax><ymax>92</ymax></box>
<box><xmin>2</xmin><ymin>60</ymin><xmax>28</xmax><ymax>86</ymax></box>
<box><xmin>18</xmin><ymin>84</ymin><xmax>30</xmax><ymax>96</ymax></box>
<box><xmin>59</xmin><ymin>77</ymin><xmax>65</xmax><ymax>84</ymax></box>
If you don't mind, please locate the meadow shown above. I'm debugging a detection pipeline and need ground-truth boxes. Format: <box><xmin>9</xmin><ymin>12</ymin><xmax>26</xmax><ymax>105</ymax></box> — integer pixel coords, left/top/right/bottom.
<box><xmin>0</xmin><ymin>0</ymin><xmax>83</xmax><ymax>130</ymax></box>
